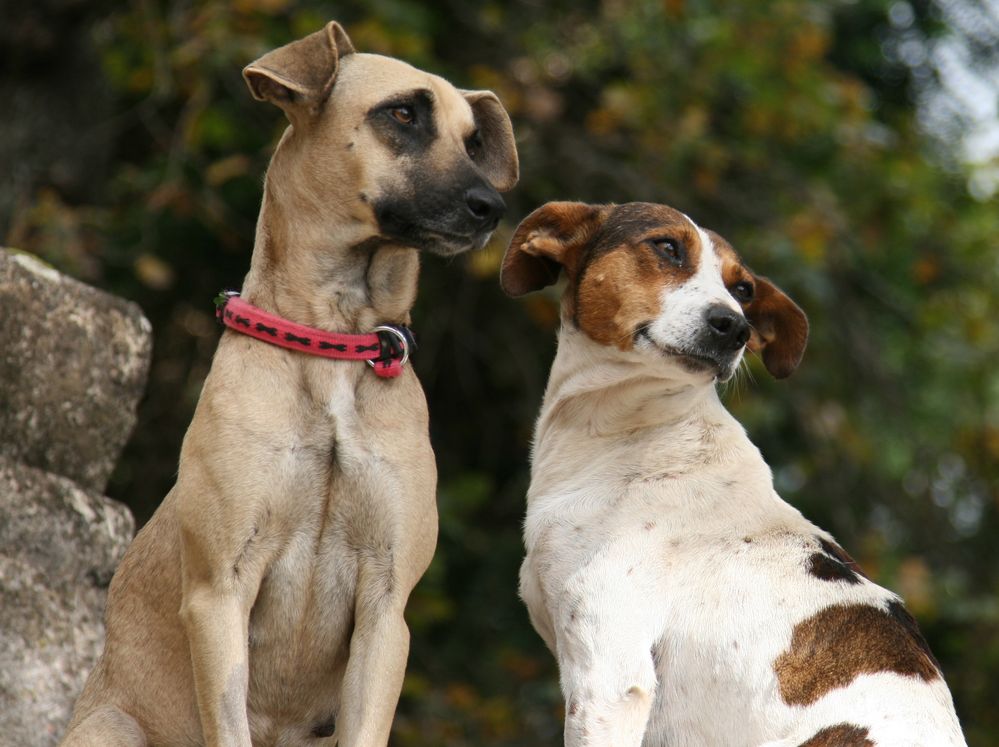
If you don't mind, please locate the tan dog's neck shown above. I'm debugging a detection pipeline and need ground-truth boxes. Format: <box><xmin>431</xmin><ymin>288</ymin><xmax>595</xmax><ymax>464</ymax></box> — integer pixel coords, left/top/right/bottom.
<box><xmin>240</xmin><ymin>155</ymin><xmax>419</xmax><ymax>333</ymax></box>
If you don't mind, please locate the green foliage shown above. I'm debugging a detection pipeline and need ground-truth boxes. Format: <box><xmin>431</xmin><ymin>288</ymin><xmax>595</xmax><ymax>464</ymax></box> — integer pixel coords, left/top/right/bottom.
<box><xmin>9</xmin><ymin>0</ymin><xmax>998</xmax><ymax>742</ymax></box>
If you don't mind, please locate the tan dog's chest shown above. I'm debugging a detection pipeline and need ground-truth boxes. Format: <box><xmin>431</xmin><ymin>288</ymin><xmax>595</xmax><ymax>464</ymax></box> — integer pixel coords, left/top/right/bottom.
<box><xmin>242</xmin><ymin>518</ymin><xmax>359</xmax><ymax>741</ymax></box>
<box><xmin>236</xmin><ymin>362</ymin><xmax>437</xmax><ymax>731</ymax></box>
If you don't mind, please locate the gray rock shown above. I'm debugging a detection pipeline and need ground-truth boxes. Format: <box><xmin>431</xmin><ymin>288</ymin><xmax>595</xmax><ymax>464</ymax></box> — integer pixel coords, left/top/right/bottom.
<box><xmin>0</xmin><ymin>249</ymin><xmax>152</xmax><ymax>493</ymax></box>
<box><xmin>0</xmin><ymin>456</ymin><xmax>134</xmax><ymax>746</ymax></box>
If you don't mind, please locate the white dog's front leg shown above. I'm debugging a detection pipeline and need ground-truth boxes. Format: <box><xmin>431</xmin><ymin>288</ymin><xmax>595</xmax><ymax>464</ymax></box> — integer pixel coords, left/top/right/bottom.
<box><xmin>562</xmin><ymin>663</ymin><xmax>657</xmax><ymax>747</ymax></box>
<box><xmin>558</xmin><ymin>629</ymin><xmax>657</xmax><ymax>747</ymax></box>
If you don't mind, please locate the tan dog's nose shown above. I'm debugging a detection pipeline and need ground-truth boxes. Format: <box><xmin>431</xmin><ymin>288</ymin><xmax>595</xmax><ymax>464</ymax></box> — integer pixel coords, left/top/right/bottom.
<box><xmin>465</xmin><ymin>185</ymin><xmax>506</xmax><ymax>231</ymax></box>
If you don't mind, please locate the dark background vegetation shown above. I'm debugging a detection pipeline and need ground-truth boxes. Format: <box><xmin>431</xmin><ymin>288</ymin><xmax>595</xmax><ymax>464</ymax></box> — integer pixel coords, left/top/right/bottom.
<box><xmin>3</xmin><ymin>0</ymin><xmax>998</xmax><ymax>743</ymax></box>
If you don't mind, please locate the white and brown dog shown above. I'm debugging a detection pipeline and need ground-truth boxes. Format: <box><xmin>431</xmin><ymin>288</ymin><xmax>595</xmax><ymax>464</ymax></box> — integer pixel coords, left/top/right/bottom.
<box><xmin>501</xmin><ymin>201</ymin><xmax>965</xmax><ymax>747</ymax></box>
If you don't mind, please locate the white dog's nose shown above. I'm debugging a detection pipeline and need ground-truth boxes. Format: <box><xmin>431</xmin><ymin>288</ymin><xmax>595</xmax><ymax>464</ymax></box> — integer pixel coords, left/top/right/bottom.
<box><xmin>705</xmin><ymin>305</ymin><xmax>750</xmax><ymax>351</ymax></box>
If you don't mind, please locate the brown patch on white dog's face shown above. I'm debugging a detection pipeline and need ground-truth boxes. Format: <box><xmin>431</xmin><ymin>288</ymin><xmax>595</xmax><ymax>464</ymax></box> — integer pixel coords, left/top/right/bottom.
<box><xmin>774</xmin><ymin>602</ymin><xmax>941</xmax><ymax>706</ymax></box>
<box><xmin>575</xmin><ymin>204</ymin><xmax>705</xmax><ymax>350</ymax></box>
<box><xmin>798</xmin><ymin>724</ymin><xmax>874</xmax><ymax>746</ymax></box>
<box><xmin>501</xmin><ymin>202</ymin><xmax>710</xmax><ymax>348</ymax></box>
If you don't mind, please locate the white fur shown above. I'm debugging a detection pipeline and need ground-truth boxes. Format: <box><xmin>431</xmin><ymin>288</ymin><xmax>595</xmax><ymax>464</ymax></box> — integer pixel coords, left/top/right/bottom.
<box><xmin>641</xmin><ymin>224</ymin><xmax>744</xmax><ymax>379</ymax></box>
<box><xmin>520</xmin><ymin>222</ymin><xmax>966</xmax><ymax>746</ymax></box>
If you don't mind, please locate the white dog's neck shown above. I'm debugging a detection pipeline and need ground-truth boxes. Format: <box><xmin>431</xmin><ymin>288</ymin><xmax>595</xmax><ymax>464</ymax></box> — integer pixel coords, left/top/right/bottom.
<box><xmin>531</xmin><ymin>323</ymin><xmax>773</xmax><ymax>500</ymax></box>
<box><xmin>538</xmin><ymin>324</ymin><xmax>725</xmax><ymax>437</ymax></box>
<box><xmin>240</xmin><ymin>144</ymin><xmax>420</xmax><ymax>333</ymax></box>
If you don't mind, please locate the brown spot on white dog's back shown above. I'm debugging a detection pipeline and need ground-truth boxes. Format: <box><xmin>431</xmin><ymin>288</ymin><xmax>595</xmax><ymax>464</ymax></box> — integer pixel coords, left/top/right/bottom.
<box><xmin>774</xmin><ymin>602</ymin><xmax>940</xmax><ymax>706</ymax></box>
<box><xmin>807</xmin><ymin>537</ymin><xmax>868</xmax><ymax>585</ymax></box>
<box><xmin>798</xmin><ymin>724</ymin><xmax>874</xmax><ymax>746</ymax></box>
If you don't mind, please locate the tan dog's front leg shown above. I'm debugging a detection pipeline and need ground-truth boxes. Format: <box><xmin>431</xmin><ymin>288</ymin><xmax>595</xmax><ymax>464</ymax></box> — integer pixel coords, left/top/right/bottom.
<box><xmin>180</xmin><ymin>585</ymin><xmax>253</xmax><ymax>746</ymax></box>
<box><xmin>177</xmin><ymin>474</ymin><xmax>270</xmax><ymax>747</ymax></box>
<box><xmin>335</xmin><ymin>563</ymin><xmax>411</xmax><ymax>747</ymax></box>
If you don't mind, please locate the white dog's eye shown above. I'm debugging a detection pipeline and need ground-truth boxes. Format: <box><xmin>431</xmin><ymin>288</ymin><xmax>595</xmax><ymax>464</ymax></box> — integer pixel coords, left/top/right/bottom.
<box><xmin>390</xmin><ymin>106</ymin><xmax>416</xmax><ymax>125</ymax></box>
<box><xmin>648</xmin><ymin>238</ymin><xmax>685</xmax><ymax>266</ymax></box>
<box><xmin>731</xmin><ymin>281</ymin><xmax>755</xmax><ymax>303</ymax></box>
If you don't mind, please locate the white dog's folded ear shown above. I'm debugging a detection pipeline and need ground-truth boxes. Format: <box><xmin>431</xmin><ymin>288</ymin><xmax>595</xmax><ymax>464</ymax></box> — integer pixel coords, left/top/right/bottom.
<box><xmin>500</xmin><ymin>202</ymin><xmax>609</xmax><ymax>297</ymax></box>
<box><xmin>745</xmin><ymin>276</ymin><xmax>808</xmax><ymax>378</ymax></box>
<box><xmin>243</xmin><ymin>21</ymin><xmax>355</xmax><ymax>122</ymax></box>
<box><xmin>462</xmin><ymin>91</ymin><xmax>519</xmax><ymax>193</ymax></box>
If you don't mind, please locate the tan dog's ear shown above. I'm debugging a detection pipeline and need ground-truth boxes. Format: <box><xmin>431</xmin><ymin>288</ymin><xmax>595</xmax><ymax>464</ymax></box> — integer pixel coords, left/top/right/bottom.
<box><xmin>462</xmin><ymin>91</ymin><xmax>519</xmax><ymax>193</ymax></box>
<box><xmin>243</xmin><ymin>21</ymin><xmax>355</xmax><ymax>122</ymax></box>
<box><xmin>745</xmin><ymin>276</ymin><xmax>808</xmax><ymax>378</ymax></box>
<box><xmin>500</xmin><ymin>202</ymin><xmax>609</xmax><ymax>297</ymax></box>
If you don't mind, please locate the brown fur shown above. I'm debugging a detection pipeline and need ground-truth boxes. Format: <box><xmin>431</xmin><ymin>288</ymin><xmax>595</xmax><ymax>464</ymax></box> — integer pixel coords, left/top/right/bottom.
<box><xmin>774</xmin><ymin>602</ymin><xmax>941</xmax><ymax>707</ymax></box>
<box><xmin>573</xmin><ymin>205</ymin><xmax>706</xmax><ymax>349</ymax></box>
<box><xmin>500</xmin><ymin>202</ymin><xmax>609</xmax><ymax>299</ymax></box>
<box><xmin>742</xmin><ymin>274</ymin><xmax>808</xmax><ymax>378</ymax></box>
<box><xmin>62</xmin><ymin>21</ymin><xmax>517</xmax><ymax>747</ymax></box>
<box><xmin>576</xmin><ymin>249</ymin><xmax>665</xmax><ymax>349</ymax></box>
<box><xmin>808</xmin><ymin>537</ymin><xmax>868</xmax><ymax>585</ymax></box>
<box><xmin>709</xmin><ymin>231</ymin><xmax>807</xmax><ymax>379</ymax></box>
<box><xmin>798</xmin><ymin>724</ymin><xmax>875</xmax><ymax>746</ymax></box>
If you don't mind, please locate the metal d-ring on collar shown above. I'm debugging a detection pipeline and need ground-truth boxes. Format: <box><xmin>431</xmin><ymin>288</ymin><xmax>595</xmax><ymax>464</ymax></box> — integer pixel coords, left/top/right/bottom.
<box><xmin>369</xmin><ymin>325</ymin><xmax>411</xmax><ymax>368</ymax></box>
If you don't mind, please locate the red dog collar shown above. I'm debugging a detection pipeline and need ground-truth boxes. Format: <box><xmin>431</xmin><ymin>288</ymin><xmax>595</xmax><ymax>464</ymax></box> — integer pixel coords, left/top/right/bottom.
<box><xmin>214</xmin><ymin>291</ymin><xmax>413</xmax><ymax>378</ymax></box>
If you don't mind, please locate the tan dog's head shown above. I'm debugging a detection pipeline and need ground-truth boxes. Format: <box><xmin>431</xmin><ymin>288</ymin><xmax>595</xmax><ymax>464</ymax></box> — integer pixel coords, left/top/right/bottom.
<box><xmin>243</xmin><ymin>22</ymin><xmax>518</xmax><ymax>256</ymax></box>
<box><xmin>500</xmin><ymin>202</ymin><xmax>808</xmax><ymax>381</ymax></box>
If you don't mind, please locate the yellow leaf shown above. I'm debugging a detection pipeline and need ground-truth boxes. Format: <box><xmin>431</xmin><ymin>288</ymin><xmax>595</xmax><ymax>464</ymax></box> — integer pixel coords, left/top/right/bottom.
<box><xmin>205</xmin><ymin>155</ymin><xmax>252</xmax><ymax>187</ymax></box>
<box><xmin>134</xmin><ymin>254</ymin><xmax>175</xmax><ymax>290</ymax></box>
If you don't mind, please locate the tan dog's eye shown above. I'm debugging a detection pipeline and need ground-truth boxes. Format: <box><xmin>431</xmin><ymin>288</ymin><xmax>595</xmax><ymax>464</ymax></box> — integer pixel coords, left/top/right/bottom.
<box><xmin>390</xmin><ymin>106</ymin><xmax>415</xmax><ymax>125</ymax></box>
<box><xmin>648</xmin><ymin>238</ymin><xmax>685</xmax><ymax>266</ymax></box>
<box><xmin>466</xmin><ymin>130</ymin><xmax>482</xmax><ymax>160</ymax></box>
<box><xmin>731</xmin><ymin>281</ymin><xmax>755</xmax><ymax>303</ymax></box>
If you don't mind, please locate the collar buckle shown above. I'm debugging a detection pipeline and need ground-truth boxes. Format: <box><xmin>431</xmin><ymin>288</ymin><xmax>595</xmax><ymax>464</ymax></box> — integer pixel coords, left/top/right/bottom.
<box><xmin>213</xmin><ymin>290</ymin><xmax>240</xmax><ymax>323</ymax></box>
<box><xmin>368</xmin><ymin>325</ymin><xmax>414</xmax><ymax>378</ymax></box>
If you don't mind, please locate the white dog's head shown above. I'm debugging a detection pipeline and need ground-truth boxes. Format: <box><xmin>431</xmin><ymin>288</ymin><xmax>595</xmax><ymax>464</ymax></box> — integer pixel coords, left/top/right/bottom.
<box><xmin>500</xmin><ymin>201</ymin><xmax>808</xmax><ymax>381</ymax></box>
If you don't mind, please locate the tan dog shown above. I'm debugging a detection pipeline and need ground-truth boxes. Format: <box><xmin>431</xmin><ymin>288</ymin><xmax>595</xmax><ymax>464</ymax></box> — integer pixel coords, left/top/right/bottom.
<box><xmin>62</xmin><ymin>22</ymin><xmax>517</xmax><ymax>747</ymax></box>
